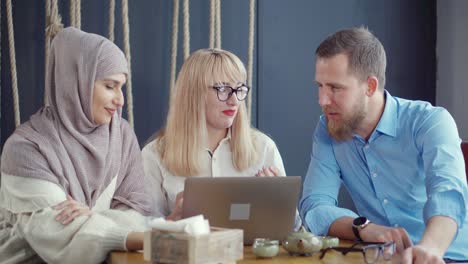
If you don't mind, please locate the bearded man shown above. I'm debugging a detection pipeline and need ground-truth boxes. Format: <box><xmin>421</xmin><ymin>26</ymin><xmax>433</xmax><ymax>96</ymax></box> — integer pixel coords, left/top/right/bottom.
<box><xmin>299</xmin><ymin>27</ymin><xmax>468</xmax><ymax>264</ymax></box>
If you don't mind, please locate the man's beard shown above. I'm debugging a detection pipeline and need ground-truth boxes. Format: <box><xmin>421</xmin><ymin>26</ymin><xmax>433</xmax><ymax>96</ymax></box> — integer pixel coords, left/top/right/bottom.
<box><xmin>325</xmin><ymin>100</ymin><xmax>366</xmax><ymax>142</ymax></box>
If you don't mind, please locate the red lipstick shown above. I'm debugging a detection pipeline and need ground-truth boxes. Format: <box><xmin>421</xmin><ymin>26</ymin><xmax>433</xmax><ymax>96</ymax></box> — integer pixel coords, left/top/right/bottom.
<box><xmin>222</xmin><ymin>110</ymin><xmax>236</xmax><ymax>116</ymax></box>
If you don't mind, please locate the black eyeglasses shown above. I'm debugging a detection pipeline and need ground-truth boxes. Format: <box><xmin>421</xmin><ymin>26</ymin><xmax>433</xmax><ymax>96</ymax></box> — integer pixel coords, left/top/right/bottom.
<box><xmin>320</xmin><ymin>241</ymin><xmax>395</xmax><ymax>264</ymax></box>
<box><xmin>212</xmin><ymin>84</ymin><xmax>250</xmax><ymax>102</ymax></box>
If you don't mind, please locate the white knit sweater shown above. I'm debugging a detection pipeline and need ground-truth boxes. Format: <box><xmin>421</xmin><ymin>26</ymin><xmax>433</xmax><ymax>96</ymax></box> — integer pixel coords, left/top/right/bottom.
<box><xmin>0</xmin><ymin>173</ymin><xmax>149</xmax><ymax>264</ymax></box>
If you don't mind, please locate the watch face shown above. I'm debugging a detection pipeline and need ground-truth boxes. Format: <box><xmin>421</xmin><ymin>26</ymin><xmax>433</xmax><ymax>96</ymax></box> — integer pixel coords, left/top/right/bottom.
<box><xmin>354</xmin><ymin>216</ymin><xmax>368</xmax><ymax>226</ymax></box>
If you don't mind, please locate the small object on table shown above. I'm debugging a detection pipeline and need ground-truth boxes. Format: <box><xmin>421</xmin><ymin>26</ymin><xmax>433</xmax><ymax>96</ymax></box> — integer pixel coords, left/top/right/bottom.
<box><xmin>252</xmin><ymin>238</ymin><xmax>279</xmax><ymax>258</ymax></box>
<box><xmin>319</xmin><ymin>236</ymin><xmax>339</xmax><ymax>249</ymax></box>
<box><xmin>143</xmin><ymin>227</ymin><xmax>243</xmax><ymax>264</ymax></box>
<box><xmin>282</xmin><ymin>226</ymin><xmax>322</xmax><ymax>256</ymax></box>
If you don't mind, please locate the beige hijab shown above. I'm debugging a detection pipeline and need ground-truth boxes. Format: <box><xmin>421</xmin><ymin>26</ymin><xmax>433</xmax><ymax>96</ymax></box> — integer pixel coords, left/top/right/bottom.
<box><xmin>1</xmin><ymin>27</ymin><xmax>153</xmax><ymax>215</ymax></box>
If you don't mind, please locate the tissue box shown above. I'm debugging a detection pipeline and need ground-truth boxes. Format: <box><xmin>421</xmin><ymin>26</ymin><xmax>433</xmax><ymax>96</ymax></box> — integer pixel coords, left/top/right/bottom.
<box><xmin>143</xmin><ymin>227</ymin><xmax>243</xmax><ymax>264</ymax></box>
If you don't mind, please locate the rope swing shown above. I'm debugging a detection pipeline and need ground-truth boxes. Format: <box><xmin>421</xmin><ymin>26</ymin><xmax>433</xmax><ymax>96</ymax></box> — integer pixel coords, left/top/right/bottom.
<box><xmin>3</xmin><ymin>1</ymin><xmax>254</xmax><ymax>130</ymax></box>
<box><xmin>6</xmin><ymin>0</ymin><xmax>20</xmax><ymax>127</ymax></box>
<box><xmin>122</xmin><ymin>0</ymin><xmax>135</xmax><ymax>127</ymax></box>
<box><xmin>108</xmin><ymin>0</ymin><xmax>115</xmax><ymax>42</ymax></box>
<box><xmin>209</xmin><ymin>0</ymin><xmax>221</xmax><ymax>49</ymax></box>
<box><xmin>208</xmin><ymin>0</ymin><xmax>256</xmax><ymax>116</ymax></box>
<box><xmin>45</xmin><ymin>0</ymin><xmax>63</xmax><ymax>105</ymax></box>
<box><xmin>215</xmin><ymin>0</ymin><xmax>221</xmax><ymax>49</ymax></box>
<box><xmin>209</xmin><ymin>0</ymin><xmax>215</xmax><ymax>48</ymax></box>
<box><xmin>169</xmin><ymin>0</ymin><xmax>180</xmax><ymax>94</ymax></box>
<box><xmin>70</xmin><ymin>0</ymin><xmax>81</xmax><ymax>29</ymax></box>
<box><xmin>247</xmin><ymin>0</ymin><xmax>255</xmax><ymax>116</ymax></box>
<box><xmin>182</xmin><ymin>0</ymin><xmax>190</xmax><ymax>59</ymax></box>
<box><xmin>169</xmin><ymin>0</ymin><xmax>191</xmax><ymax>92</ymax></box>
<box><xmin>0</xmin><ymin>0</ymin><xmax>2</xmax><ymax>137</ymax></box>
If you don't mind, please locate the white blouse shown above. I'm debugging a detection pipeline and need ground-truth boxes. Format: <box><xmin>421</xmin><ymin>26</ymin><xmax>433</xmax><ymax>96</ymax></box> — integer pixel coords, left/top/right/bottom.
<box><xmin>142</xmin><ymin>131</ymin><xmax>286</xmax><ymax>218</ymax></box>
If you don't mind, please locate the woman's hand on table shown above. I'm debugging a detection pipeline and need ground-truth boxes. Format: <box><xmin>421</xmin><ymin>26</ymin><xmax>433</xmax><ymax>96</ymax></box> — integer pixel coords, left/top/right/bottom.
<box><xmin>166</xmin><ymin>191</ymin><xmax>184</xmax><ymax>221</ymax></box>
<box><xmin>126</xmin><ymin>231</ymin><xmax>144</xmax><ymax>251</ymax></box>
<box><xmin>53</xmin><ymin>195</ymin><xmax>91</xmax><ymax>225</ymax></box>
<box><xmin>255</xmin><ymin>166</ymin><xmax>280</xmax><ymax>177</ymax></box>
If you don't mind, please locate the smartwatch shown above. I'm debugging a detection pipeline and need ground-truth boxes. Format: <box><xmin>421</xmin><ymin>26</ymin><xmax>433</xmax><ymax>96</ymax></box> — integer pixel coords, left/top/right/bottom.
<box><xmin>352</xmin><ymin>216</ymin><xmax>371</xmax><ymax>241</ymax></box>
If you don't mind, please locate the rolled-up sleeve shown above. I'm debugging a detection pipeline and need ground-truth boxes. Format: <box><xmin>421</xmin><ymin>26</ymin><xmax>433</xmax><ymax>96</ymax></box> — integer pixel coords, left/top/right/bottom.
<box><xmin>299</xmin><ymin>118</ymin><xmax>358</xmax><ymax>235</ymax></box>
<box><xmin>424</xmin><ymin>190</ymin><xmax>465</xmax><ymax>228</ymax></box>
<box><xmin>417</xmin><ymin>108</ymin><xmax>468</xmax><ymax>228</ymax></box>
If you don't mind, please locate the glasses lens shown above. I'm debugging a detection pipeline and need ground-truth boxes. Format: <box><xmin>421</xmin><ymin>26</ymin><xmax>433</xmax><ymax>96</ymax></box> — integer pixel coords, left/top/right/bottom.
<box><xmin>216</xmin><ymin>86</ymin><xmax>230</xmax><ymax>101</ymax></box>
<box><xmin>382</xmin><ymin>243</ymin><xmax>395</xmax><ymax>260</ymax></box>
<box><xmin>236</xmin><ymin>86</ymin><xmax>249</xmax><ymax>100</ymax></box>
<box><xmin>363</xmin><ymin>246</ymin><xmax>380</xmax><ymax>264</ymax></box>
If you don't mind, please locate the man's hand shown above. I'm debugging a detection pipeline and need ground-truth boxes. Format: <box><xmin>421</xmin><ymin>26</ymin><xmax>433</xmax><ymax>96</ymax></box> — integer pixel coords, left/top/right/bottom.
<box><xmin>360</xmin><ymin>223</ymin><xmax>413</xmax><ymax>253</ymax></box>
<box><xmin>401</xmin><ymin>245</ymin><xmax>444</xmax><ymax>264</ymax></box>
<box><xmin>399</xmin><ymin>215</ymin><xmax>457</xmax><ymax>263</ymax></box>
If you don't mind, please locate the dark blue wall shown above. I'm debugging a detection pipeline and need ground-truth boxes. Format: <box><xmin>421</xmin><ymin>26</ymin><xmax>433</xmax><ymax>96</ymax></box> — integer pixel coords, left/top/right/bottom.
<box><xmin>1</xmin><ymin>0</ymin><xmax>436</xmax><ymax>210</ymax></box>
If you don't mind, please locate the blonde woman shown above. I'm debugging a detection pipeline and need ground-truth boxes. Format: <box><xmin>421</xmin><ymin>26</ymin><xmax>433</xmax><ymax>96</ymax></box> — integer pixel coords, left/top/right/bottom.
<box><xmin>142</xmin><ymin>49</ymin><xmax>287</xmax><ymax>221</ymax></box>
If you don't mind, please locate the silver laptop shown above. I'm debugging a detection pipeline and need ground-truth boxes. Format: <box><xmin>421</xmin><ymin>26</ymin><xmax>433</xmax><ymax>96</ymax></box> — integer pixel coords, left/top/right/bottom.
<box><xmin>182</xmin><ymin>176</ymin><xmax>301</xmax><ymax>245</ymax></box>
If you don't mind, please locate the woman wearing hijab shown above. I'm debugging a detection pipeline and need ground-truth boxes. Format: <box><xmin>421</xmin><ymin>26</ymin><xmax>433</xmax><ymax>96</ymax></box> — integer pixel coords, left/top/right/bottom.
<box><xmin>0</xmin><ymin>27</ymin><xmax>153</xmax><ymax>263</ymax></box>
<box><xmin>142</xmin><ymin>49</ymin><xmax>292</xmax><ymax>221</ymax></box>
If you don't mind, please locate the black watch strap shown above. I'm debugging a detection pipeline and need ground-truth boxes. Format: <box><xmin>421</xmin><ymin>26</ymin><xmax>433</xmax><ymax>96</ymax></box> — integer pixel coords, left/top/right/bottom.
<box><xmin>352</xmin><ymin>216</ymin><xmax>370</xmax><ymax>241</ymax></box>
<box><xmin>352</xmin><ymin>224</ymin><xmax>363</xmax><ymax>241</ymax></box>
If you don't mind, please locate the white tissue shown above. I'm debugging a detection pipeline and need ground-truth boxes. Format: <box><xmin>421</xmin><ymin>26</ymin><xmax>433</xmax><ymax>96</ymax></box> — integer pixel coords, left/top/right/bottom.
<box><xmin>148</xmin><ymin>214</ymin><xmax>210</xmax><ymax>236</ymax></box>
<box><xmin>185</xmin><ymin>219</ymin><xmax>210</xmax><ymax>236</ymax></box>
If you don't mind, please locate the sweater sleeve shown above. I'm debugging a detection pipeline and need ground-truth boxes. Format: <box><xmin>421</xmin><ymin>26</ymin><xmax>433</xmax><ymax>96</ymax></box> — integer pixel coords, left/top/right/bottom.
<box><xmin>0</xmin><ymin>174</ymin><xmax>148</xmax><ymax>264</ymax></box>
<box><xmin>19</xmin><ymin>208</ymin><xmax>129</xmax><ymax>264</ymax></box>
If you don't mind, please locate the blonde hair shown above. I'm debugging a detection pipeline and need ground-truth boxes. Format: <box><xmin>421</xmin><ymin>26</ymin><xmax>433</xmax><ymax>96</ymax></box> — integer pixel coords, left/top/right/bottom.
<box><xmin>156</xmin><ymin>48</ymin><xmax>259</xmax><ymax>176</ymax></box>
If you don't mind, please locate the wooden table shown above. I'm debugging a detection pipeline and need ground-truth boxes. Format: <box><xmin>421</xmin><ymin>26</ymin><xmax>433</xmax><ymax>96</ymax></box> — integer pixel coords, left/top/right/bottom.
<box><xmin>108</xmin><ymin>241</ymin><xmax>397</xmax><ymax>263</ymax></box>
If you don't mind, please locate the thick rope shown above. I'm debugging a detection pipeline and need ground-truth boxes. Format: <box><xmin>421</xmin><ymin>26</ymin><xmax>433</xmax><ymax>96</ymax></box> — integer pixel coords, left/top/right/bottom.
<box><xmin>75</xmin><ymin>0</ymin><xmax>81</xmax><ymax>29</ymax></box>
<box><xmin>45</xmin><ymin>0</ymin><xmax>51</xmax><ymax>105</ymax></box>
<box><xmin>45</xmin><ymin>0</ymin><xmax>63</xmax><ymax>42</ymax></box>
<box><xmin>6</xmin><ymin>0</ymin><xmax>20</xmax><ymax>127</ymax></box>
<box><xmin>45</xmin><ymin>0</ymin><xmax>63</xmax><ymax>105</ymax></box>
<box><xmin>45</xmin><ymin>0</ymin><xmax>50</xmax><ymax>59</ymax></box>
<box><xmin>182</xmin><ymin>0</ymin><xmax>190</xmax><ymax>59</ymax></box>
<box><xmin>108</xmin><ymin>0</ymin><xmax>115</xmax><ymax>42</ymax></box>
<box><xmin>69</xmin><ymin>0</ymin><xmax>75</xmax><ymax>27</ymax></box>
<box><xmin>215</xmin><ymin>0</ymin><xmax>221</xmax><ymax>49</ymax></box>
<box><xmin>0</xmin><ymin>0</ymin><xmax>2</xmax><ymax>136</ymax></box>
<box><xmin>121</xmin><ymin>0</ymin><xmax>134</xmax><ymax>127</ymax></box>
<box><xmin>247</xmin><ymin>0</ymin><xmax>255</xmax><ymax>116</ymax></box>
<box><xmin>209</xmin><ymin>0</ymin><xmax>215</xmax><ymax>48</ymax></box>
<box><xmin>70</xmin><ymin>0</ymin><xmax>81</xmax><ymax>29</ymax></box>
<box><xmin>169</xmin><ymin>0</ymin><xmax>180</xmax><ymax>93</ymax></box>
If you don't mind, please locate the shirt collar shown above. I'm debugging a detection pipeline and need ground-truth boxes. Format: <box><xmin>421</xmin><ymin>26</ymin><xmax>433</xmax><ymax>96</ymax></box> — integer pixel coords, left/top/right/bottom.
<box><xmin>205</xmin><ymin>128</ymin><xmax>232</xmax><ymax>153</ymax></box>
<box><xmin>374</xmin><ymin>90</ymin><xmax>397</xmax><ymax>138</ymax></box>
<box><xmin>219</xmin><ymin>128</ymin><xmax>232</xmax><ymax>143</ymax></box>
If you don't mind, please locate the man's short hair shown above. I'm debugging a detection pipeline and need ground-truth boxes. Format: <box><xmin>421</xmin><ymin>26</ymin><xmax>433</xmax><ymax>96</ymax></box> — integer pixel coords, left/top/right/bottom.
<box><xmin>316</xmin><ymin>27</ymin><xmax>387</xmax><ymax>89</ymax></box>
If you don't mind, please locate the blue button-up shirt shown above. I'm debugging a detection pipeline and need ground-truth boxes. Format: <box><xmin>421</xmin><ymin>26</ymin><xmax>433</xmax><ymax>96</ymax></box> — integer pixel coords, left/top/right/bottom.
<box><xmin>299</xmin><ymin>91</ymin><xmax>468</xmax><ymax>260</ymax></box>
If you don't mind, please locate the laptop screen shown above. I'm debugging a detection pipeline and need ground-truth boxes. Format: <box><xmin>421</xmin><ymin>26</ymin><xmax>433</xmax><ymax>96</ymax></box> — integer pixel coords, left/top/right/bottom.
<box><xmin>182</xmin><ymin>176</ymin><xmax>301</xmax><ymax>244</ymax></box>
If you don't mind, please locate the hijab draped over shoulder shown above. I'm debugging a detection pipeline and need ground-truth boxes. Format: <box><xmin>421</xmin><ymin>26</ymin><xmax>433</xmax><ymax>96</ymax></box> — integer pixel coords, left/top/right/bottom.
<box><xmin>1</xmin><ymin>27</ymin><xmax>153</xmax><ymax>215</ymax></box>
